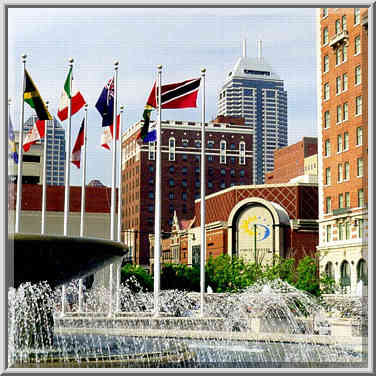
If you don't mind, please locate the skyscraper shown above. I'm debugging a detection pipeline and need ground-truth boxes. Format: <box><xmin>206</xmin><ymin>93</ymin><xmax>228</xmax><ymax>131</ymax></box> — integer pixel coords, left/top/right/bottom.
<box><xmin>218</xmin><ymin>40</ymin><xmax>288</xmax><ymax>184</ymax></box>
<box><xmin>24</xmin><ymin>115</ymin><xmax>66</xmax><ymax>186</ymax></box>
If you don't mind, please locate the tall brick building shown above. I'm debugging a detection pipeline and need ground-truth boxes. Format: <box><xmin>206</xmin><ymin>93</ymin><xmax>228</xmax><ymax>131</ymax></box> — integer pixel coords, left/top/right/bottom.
<box><xmin>121</xmin><ymin>117</ymin><xmax>253</xmax><ymax>267</ymax></box>
<box><xmin>317</xmin><ymin>8</ymin><xmax>368</xmax><ymax>295</ymax></box>
<box><xmin>265</xmin><ymin>137</ymin><xmax>318</xmax><ymax>184</ymax></box>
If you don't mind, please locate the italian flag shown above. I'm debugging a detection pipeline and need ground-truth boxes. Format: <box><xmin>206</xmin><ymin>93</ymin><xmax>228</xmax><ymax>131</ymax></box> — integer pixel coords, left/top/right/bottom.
<box><xmin>23</xmin><ymin>119</ymin><xmax>46</xmax><ymax>152</ymax></box>
<box><xmin>57</xmin><ymin>66</ymin><xmax>86</xmax><ymax>121</ymax></box>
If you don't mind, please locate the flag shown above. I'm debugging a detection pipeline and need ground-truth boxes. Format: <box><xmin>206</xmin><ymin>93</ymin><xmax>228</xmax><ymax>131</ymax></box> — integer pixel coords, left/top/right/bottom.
<box><xmin>101</xmin><ymin>114</ymin><xmax>120</xmax><ymax>150</ymax></box>
<box><xmin>8</xmin><ymin>113</ymin><xmax>18</xmax><ymax>164</ymax></box>
<box><xmin>71</xmin><ymin>119</ymin><xmax>85</xmax><ymax>168</ymax></box>
<box><xmin>136</xmin><ymin>105</ymin><xmax>156</xmax><ymax>143</ymax></box>
<box><xmin>23</xmin><ymin>119</ymin><xmax>46</xmax><ymax>152</ymax></box>
<box><xmin>96</xmin><ymin>77</ymin><xmax>115</xmax><ymax>127</ymax></box>
<box><xmin>57</xmin><ymin>66</ymin><xmax>86</xmax><ymax>121</ymax></box>
<box><xmin>24</xmin><ymin>69</ymin><xmax>52</xmax><ymax>120</ymax></box>
<box><xmin>146</xmin><ymin>78</ymin><xmax>201</xmax><ymax>109</ymax></box>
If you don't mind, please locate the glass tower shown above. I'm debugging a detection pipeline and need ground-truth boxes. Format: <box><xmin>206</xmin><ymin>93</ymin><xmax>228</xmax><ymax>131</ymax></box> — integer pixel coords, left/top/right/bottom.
<box><xmin>218</xmin><ymin>40</ymin><xmax>288</xmax><ymax>184</ymax></box>
<box><xmin>24</xmin><ymin>115</ymin><xmax>66</xmax><ymax>185</ymax></box>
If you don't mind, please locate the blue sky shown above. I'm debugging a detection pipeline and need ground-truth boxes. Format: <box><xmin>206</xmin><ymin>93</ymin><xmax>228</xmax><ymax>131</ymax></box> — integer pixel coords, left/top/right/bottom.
<box><xmin>8</xmin><ymin>7</ymin><xmax>317</xmax><ymax>186</ymax></box>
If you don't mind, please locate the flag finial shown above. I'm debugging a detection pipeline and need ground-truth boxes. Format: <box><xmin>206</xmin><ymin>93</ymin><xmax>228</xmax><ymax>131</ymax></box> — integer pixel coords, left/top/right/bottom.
<box><xmin>201</xmin><ymin>68</ymin><xmax>206</xmax><ymax>74</ymax></box>
<box><xmin>8</xmin><ymin>98</ymin><xmax>11</xmax><ymax>104</ymax></box>
<box><xmin>69</xmin><ymin>57</ymin><xmax>74</xmax><ymax>65</ymax></box>
<box><xmin>22</xmin><ymin>54</ymin><xmax>27</xmax><ymax>62</ymax></box>
<box><xmin>120</xmin><ymin>105</ymin><xmax>124</xmax><ymax>111</ymax></box>
<box><xmin>84</xmin><ymin>104</ymin><xmax>88</xmax><ymax>110</ymax></box>
<box><xmin>157</xmin><ymin>64</ymin><xmax>162</xmax><ymax>70</ymax></box>
<box><xmin>114</xmin><ymin>60</ymin><xmax>119</xmax><ymax>69</ymax></box>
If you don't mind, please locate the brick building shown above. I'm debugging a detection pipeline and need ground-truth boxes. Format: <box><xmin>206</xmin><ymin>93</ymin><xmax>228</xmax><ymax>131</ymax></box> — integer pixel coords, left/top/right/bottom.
<box><xmin>317</xmin><ymin>8</ymin><xmax>368</xmax><ymax>295</ymax></box>
<box><xmin>150</xmin><ymin>183</ymin><xmax>318</xmax><ymax>270</ymax></box>
<box><xmin>265</xmin><ymin>137</ymin><xmax>317</xmax><ymax>184</ymax></box>
<box><xmin>121</xmin><ymin>116</ymin><xmax>253</xmax><ymax>267</ymax></box>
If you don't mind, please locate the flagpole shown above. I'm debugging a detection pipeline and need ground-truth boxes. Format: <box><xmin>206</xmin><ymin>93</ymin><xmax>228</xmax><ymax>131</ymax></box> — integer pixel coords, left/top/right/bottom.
<box><xmin>15</xmin><ymin>54</ymin><xmax>27</xmax><ymax>233</ymax></box>
<box><xmin>117</xmin><ymin>105</ymin><xmax>124</xmax><ymax>242</ymax></box>
<box><xmin>108</xmin><ymin>60</ymin><xmax>119</xmax><ymax>318</ymax></box>
<box><xmin>153</xmin><ymin>64</ymin><xmax>162</xmax><ymax>317</ymax></box>
<box><xmin>80</xmin><ymin>104</ymin><xmax>88</xmax><ymax>237</ymax></box>
<box><xmin>63</xmin><ymin>58</ymin><xmax>74</xmax><ymax>236</ymax></box>
<box><xmin>78</xmin><ymin>103</ymin><xmax>88</xmax><ymax>313</ymax></box>
<box><xmin>41</xmin><ymin>101</ymin><xmax>49</xmax><ymax>235</ymax></box>
<box><xmin>200</xmin><ymin>68</ymin><xmax>206</xmax><ymax>318</ymax></box>
<box><xmin>116</xmin><ymin>105</ymin><xmax>124</xmax><ymax>314</ymax></box>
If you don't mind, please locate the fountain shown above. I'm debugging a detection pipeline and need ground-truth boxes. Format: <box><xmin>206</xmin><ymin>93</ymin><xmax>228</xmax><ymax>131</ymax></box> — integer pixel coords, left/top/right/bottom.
<box><xmin>8</xmin><ymin>276</ymin><xmax>367</xmax><ymax>368</ymax></box>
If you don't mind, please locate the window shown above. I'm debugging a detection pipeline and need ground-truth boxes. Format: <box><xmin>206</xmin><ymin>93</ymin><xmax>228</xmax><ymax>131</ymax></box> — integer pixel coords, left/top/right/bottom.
<box><xmin>345</xmin><ymin>192</ymin><xmax>350</xmax><ymax>207</ymax></box>
<box><xmin>358</xmin><ymin>219</ymin><xmax>364</xmax><ymax>238</ymax></box>
<box><xmin>323</xmin><ymin>55</ymin><xmax>329</xmax><ymax>72</ymax></box>
<box><xmin>148</xmin><ymin>191</ymin><xmax>154</xmax><ymax>199</ymax></box>
<box><xmin>182</xmin><ymin>139</ymin><xmax>188</xmax><ymax>147</ymax></box>
<box><xmin>342</xmin><ymin>15</ymin><xmax>347</xmax><ymax>30</ymax></box>
<box><xmin>344</xmin><ymin>132</ymin><xmax>349</xmax><ymax>150</ymax></box>
<box><xmin>325</xmin><ymin>139</ymin><xmax>331</xmax><ymax>157</ymax></box>
<box><xmin>148</xmin><ymin>165</ymin><xmax>154</xmax><ymax>173</ymax></box>
<box><xmin>220</xmin><ymin>180</ymin><xmax>226</xmax><ymax>189</ymax></box>
<box><xmin>220</xmin><ymin>140</ymin><xmax>226</xmax><ymax>164</ymax></box>
<box><xmin>208</xmin><ymin>181</ymin><xmax>213</xmax><ymax>189</ymax></box>
<box><xmin>208</xmin><ymin>167</ymin><xmax>213</xmax><ymax>176</ymax></box>
<box><xmin>182</xmin><ymin>192</ymin><xmax>187</xmax><ymax>201</ymax></box>
<box><xmin>169</xmin><ymin>165</ymin><xmax>175</xmax><ymax>173</ymax></box>
<box><xmin>326</xmin><ymin>196</ymin><xmax>332</xmax><ymax>213</ymax></box>
<box><xmin>230</xmin><ymin>169</ymin><xmax>235</xmax><ymax>177</ymax></box>
<box><xmin>208</xmin><ymin>155</ymin><xmax>214</xmax><ymax>162</ymax></box>
<box><xmin>148</xmin><ymin>178</ymin><xmax>154</xmax><ymax>185</ymax></box>
<box><xmin>354</xmin><ymin>35</ymin><xmax>361</xmax><ymax>55</ymax></box>
<box><xmin>230</xmin><ymin>157</ymin><xmax>236</xmax><ymax>164</ymax></box>
<box><xmin>336</xmin><ymin>76</ymin><xmax>341</xmax><ymax>94</ymax></box>
<box><xmin>195</xmin><ymin>167</ymin><xmax>200</xmax><ymax>175</ymax></box>
<box><xmin>240</xmin><ymin>169</ymin><xmax>245</xmax><ymax>177</ymax></box>
<box><xmin>358</xmin><ymin>189</ymin><xmax>364</xmax><ymax>207</ymax></box>
<box><xmin>338</xmin><ymin>222</ymin><xmax>344</xmax><ymax>240</ymax></box>
<box><xmin>322</xmin><ymin>8</ymin><xmax>328</xmax><ymax>18</ymax></box>
<box><xmin>182</xmin><ymin>154</ymin><xmax>188</xmax><ymax>161</ymax></box>
<box><xmin>338</xmin><ymin>163</ymin><xmax>343</xmax><ymax>182</ymax></box>
<box><xmin>148</xmin><ymin>141</ymin><xmax>156</xmax><ymax>160</ymax></box>
<box><xmin>337</xmin><ymin>134</ymin><xmax>342</xmax><ymax>153</ymax></box>
<box><xmin>343</xmin><ymin>103</ymin><xmax>348</xmax><ymax>121</ymax></box>
<box><xmin>357</xmin><ymin>259</ymin><xmax>367</xmax><ymax>285</ymax></box>
<box><xmin>335</xmin><ymin>19</ymin><xmax>341</xmax><ymax>34</ymax></box>
<box><xmin>355</xmin><ymin>65</ymin><xmax>361</xmax><ymax>85</ymax></box>
<box><xmin>355</xmin><ymin>96</ymin><xmax>362</xmax><ymax>115</ymax></box>
<box><xmin>169</xmin><ymin>192</ymin><xmax>175</xmax><ymax>200</ymax></box>
<box><xmin>326</xmin><ymin>224</ymin><xmax>332</xmax><ymax>242</ymax></box>
<box><xmin>324</xmin><ymin>111</ymin><xmax>330</xmax><ymax>128</ymax></box>
<box><xmin>356</xmin><ymin>127</ymin><xmax>363</xmax><ymax>145</ymax></box>
<box><xmin>342</xmin><ymin>73</ymin><xmax>348</xmax><ymax>91</ymax></box>
<box><xmin>192</xmin><ymin>245</ymin><xmax>200</xmax><ymax>266</ymax></box>
<box><xmin>169</xmin><ymin>179</ymin><xmax>175</xmax><ymax>187</ymax></box>
<box><xmin>357</xmin><ymin>158</ymin><xmax>363</xmax><ymax>177</ymax></box>
<box><xmin>195</xmin><ymin>180</ymin><xmax>200</xmax><ymax>188</ymax></box>
<box><xmin>336</xmin><ymin>48</ymin><xmax>341</xmax><ymax>65</ymax></box>
<box><xmin>148</xmin><ymin>205</ymin><xmax>154</xmax><ymax>213</ymax></box>
<box><xmin>324</xmin><ymin>83</ymin><xmax>330</xmax><ymax>100</ymax></box>
<box><xmin>340</xmin><ymin>261</ymin><xmax>351</xmax><ymax>288</ymax></box>
<box><xmin>325</xmin><ymin>262</ymin><xmax>333</xmax><ymax>278</ymax></box>
<box><xmin>239</xmin><ymin>141</ymin><xmax>246</xmax><ymax>165</ymax></box>
<box><xmin>338</xmin><ymin>193</ymin><xmax>344</xmax><ymax>209</ymax></box>
<box><xmin>195</xmin><ymin>140</ymin><xmax>201</xmax><ymax>148</ymax></box>
<box><xmin>344</xmin><ymin>161</ymin><xmax>350</xmax><ymax>180</ymax></box>
<box><xmin>336</xmin><ymin>105</ymin><xmax>342</xmax><ymax>123</ymax></box>
<box><xmin>182</xmin><ymin>179</ymin><xmax>187</xmax><ymax>188</ymax></box>
<box><xmin>342</xmin><ymin>45</ymin><xmax>348</xmax><ymax>62</ymax></box>
<box><xmin>169</xmin><ymin>204</ymin><xmax>174</xmax><ymax>213</ymax></box>
<box><xmin>182</xmin><ymin>166</ymin><xmax>187</xmax><ymax>175</ymax></box>
<box><xmin>169</xmin><ymin>137</ymin><xmax>175</xmax><ymax>161</ymax></box>
<box><xmin>325</xmin><ymin>167</ymin><xmax>331</xmax><ymax>185</ymax></box>
<box><xmin>354</xmin><ymin>8</ymin><xmax>360</xmax><ymax>25</ymax></box>
<box><xmin>220</xmin><ymin>168</ymin><xmax>226</xmax><ymax>176</ymax></box>
<box><xmin>323</xmin><ymin>27</ymin><xmax>329</xmax><ymax>45</ymax></box>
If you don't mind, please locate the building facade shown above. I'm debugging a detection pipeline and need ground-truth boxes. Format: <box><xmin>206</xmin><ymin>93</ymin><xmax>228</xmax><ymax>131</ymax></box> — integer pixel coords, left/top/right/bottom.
<box><xmin>150</xmin><ymin>183</ymin><xmax>318</xmax><ymax>270</ymax></box>
<box><xmin>265</xmin><ymin>137</ymin><xmax>318</xmax><ymax>184</ymax></box>
<box><xmin>217</xmin><ymin>40</ymin><xmax>288</xmax><ymax>184</ymax></box>
<box><xmin>121</xmin><ymin>117</ymin><xmax>254</xmax><ymax>267</ymax></box>
<box><xmin>317</xmin><ymin>8</ymin><xmax>368</xmax><ymax>295</ymax></box>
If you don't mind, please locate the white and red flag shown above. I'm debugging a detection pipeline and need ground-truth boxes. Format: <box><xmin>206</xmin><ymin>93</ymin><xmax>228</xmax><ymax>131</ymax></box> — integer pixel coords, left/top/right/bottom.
<box><xmin>71</xmin><ymin>118</ymin><xmax>85</xmax><ymax>168</ymax></box>
<box><xmin>101</xmin><ymin>114</ymin><xmax>120</xmax><ymax>150</ymax></box>
<box><xmin>23</xmin><ymin>119</ymin><xmax>46</xmax><ymax>152</ymax></box>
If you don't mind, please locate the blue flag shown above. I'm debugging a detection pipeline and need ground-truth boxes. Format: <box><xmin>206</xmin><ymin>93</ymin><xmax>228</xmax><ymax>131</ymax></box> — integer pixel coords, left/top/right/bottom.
<box><xmin>8</xmin><ymin>113</ymin><xmax>18</xmax><ymax>164</ymax></box>
<box><xmin>95</xmin><ymin>77</ymin><xmax>114</xmax><ymax>127</ymax></box>
<box><xmin>143</xmin><ymin>129</ymin><xmax>156</xmax><ymax>143</ymax></box>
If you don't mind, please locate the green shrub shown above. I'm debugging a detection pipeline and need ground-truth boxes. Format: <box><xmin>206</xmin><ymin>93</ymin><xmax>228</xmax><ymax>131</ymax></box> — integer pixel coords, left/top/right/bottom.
<box><xmin>121</xmin><ymin>264</ymin><xmax>153</xmax><ymax>292</ymax></box>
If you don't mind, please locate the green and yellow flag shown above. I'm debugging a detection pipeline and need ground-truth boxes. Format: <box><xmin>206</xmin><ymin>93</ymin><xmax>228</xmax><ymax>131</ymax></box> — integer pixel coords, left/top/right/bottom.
<box><xmin>24</xmin><ymin>69</ymin><xmax>52</xmax><ymax>120</ymax></box>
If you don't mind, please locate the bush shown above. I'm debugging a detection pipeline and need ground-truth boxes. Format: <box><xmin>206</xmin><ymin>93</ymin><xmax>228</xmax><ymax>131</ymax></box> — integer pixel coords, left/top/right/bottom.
<box><xmin>161</xmin><ymin>263</ymin><xmax>200</xmax><ymax>291</ymax></box>
<box><xmin>294</xmin><ymin>256</ymin><xmax>320</xmax><ymax>296</ymax></box>
<box><xmin>121</xmin><ymin>264</ymin><xmax>153</xmax><ymax>292</ymax></box>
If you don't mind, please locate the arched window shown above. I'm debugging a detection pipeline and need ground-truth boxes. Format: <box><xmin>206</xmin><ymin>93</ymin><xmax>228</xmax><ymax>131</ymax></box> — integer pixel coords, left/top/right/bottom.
<box><xmin>325</xmin><ymin>262</ymin><xmax>334</xmax><ymax>278</ymax></box>
<box><xmin>168</xmin><ymin>137</ymin><xmax>175</xmax><ymax>161</ymax></box>
<box><xmin>357</xmin><ymin>259</ymin><xmax>367</xmax><ymax>285</ymax></box>
<box><xmin>340</xmin><ymin>260</ymin><xmax>351</xmax><ymax>287</ymax></box>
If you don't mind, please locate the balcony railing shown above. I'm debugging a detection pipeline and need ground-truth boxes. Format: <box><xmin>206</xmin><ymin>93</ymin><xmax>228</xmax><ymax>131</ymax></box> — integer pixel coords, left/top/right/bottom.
<box><xmin>329</xmin><ymin>29</ymin><xmax>349</xmax><ymax>49</ymax></box>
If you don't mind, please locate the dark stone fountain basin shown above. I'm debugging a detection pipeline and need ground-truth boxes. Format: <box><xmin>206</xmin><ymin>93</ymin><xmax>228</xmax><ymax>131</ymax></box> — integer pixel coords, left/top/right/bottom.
<box><xmin>9</xmin><ymin>233</ymin><xmax>127</xmax><ymax>288</ymax></box>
